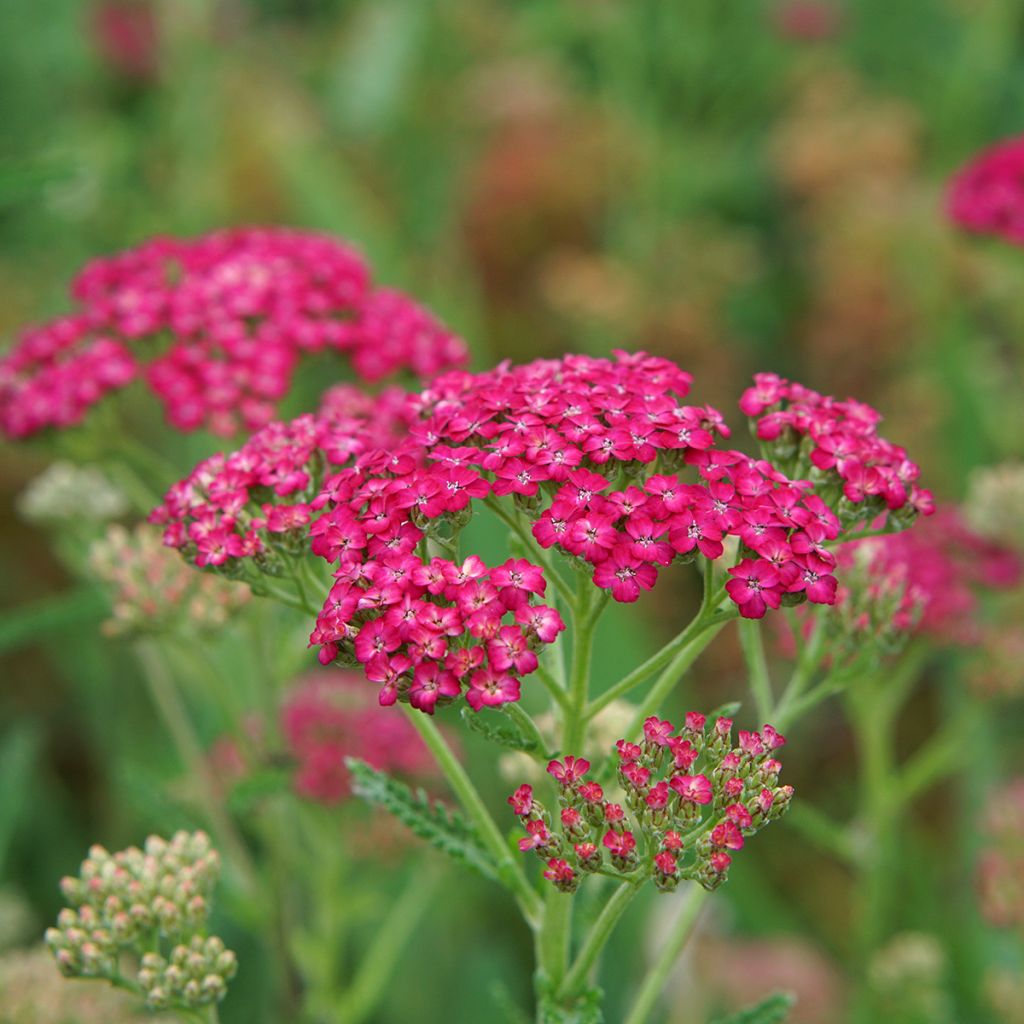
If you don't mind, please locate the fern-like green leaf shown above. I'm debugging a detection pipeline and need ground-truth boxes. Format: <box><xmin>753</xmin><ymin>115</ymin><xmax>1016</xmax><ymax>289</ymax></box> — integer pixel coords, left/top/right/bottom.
<box><xmin>712</xmin><ymin>992</ymin><xmax>796</xmax><ymax>1024</ymax></box>
<box><xmin>346</xmin><ymin>759</ymin><xmax>497</xmax><ymax>881</ymax></box>
<box><xmin>460</xmin><ymin>707</ymin><xmax>537</xmax><ymax>753</ymax></box>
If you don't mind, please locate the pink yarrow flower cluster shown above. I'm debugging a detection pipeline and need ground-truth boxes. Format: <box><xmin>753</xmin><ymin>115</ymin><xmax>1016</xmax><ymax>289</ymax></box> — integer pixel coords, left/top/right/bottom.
<box><xmin>947</xmin><ymin>135</ymin><xmax>1024</xmax><ymax>245</ymax></box>
<box><xmin>280</xmin><ymin>671</ymin><xmax>437</xmax><ymax>804</ymax></box>
<box><xmin>314</xmin><ymin>352</ymin><xmax>853</xmax><ymax>621</ymax></box>
<box><xmin>510</xmin><ymin>713</ymin><xmax>792</xmax><ymax>894</ymax></box>
<box><xmin>740</xmin><ymin>373</ymin><xmax>933</xmax><ymax>529</ymax></box>
<box><xmin>150</xmin><ymin>385</ymin><xmax>415</xmax><ymax>571</ymax></box>
<box><xmin>831</xmin><ymin>507</ymin><xmax>1021</xmax><ymax>645</ymax></box>
<box><xmin>157</xmin><ymin>351</ymin><xmax>931</xmax><ymax>709</ymax></box>
<box><xmin>0</xmin><ymin>227</ymin><xmax>467</xmax><ymax>439</ymax></box>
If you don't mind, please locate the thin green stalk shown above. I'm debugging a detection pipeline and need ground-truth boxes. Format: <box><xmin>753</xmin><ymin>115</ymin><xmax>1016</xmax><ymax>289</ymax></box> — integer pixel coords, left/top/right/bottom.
<box><xmin>135</xmin><ymin>641</ymin><xmax>258</xmax><ymax>893</ymax></box>
<box><xmin>537</xmin><ymin>893</ymin><xmax>574</xmax><ymax>994</ymax></box>
<box><xmin>621</xmin><ymin>613</ymin><xmax>734</xmax><ymax>744</ymax></box>
<box><xmin>402</xmin><ymin>707</ymin><xmax>542</xmax><ymax>926</ymax></box>
<box><xmin>563</xmin><ymin>582</ymin><xmax>598</xmax><ymax>752</ymax></box>
<box><xmin>738</xmin><ymin>619</ymin><xmax>773</xmax><ymax>722</ymax></box>
<box><xmin>586</xmin><ymin>608</ymin><xmax>733</xmax><ymax>721</ymax></box>
<box><xmin>894</xmin><ymin>716</ymin><xmax>971</xmax><ymax>807</ymax></box>
<box><xmin>501</xmin><ymin>703</ymin><xmax>552</xmax><ymax>758</ymax></box>
<box><xmin>623</xmin><ymin>886</ymin><xmax>709</xmax><ymax>1024</ymax></box>
<box><xmin>338</xmin><ymin>868</ymin><xmax>440</xmax><ymax>1023</ymax></box>
<box><xmin>784</xmin><ymin>802</ymin><xmax>859</xmax><ymax>867</ymax></box>
<box><xmin>534</xmin><ymin>665</ymin><xmax>570</xmax><ymax>711</ymax></box>
<box><xmin>558</xmin><ymin>882</ymin><xmax>640</xmax><ymax>998</ymax></box>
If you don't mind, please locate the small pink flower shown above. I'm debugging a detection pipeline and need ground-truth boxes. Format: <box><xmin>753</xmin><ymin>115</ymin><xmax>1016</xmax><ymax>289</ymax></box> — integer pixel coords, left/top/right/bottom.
<box><xmin>670</xmin><ymin>774</ymin><xmax>713</xmax><ymax>805</ymax></box>
<box><xmin>508</xmin><ymin>784</ymin><xmax>534</xmax><ymax>816</ymax></box>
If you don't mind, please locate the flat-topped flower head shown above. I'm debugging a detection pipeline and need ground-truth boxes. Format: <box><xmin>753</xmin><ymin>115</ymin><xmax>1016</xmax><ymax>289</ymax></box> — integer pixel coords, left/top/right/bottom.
<box><xmin>512</xmin><ymin>711</ymin><xmax>792</xmax><ymax>894</ymax></box>
<box><xmin>948</xmin><ymin>135</ymin><xmax>1024</xmax><ymax>245</ymax></box>
<box><xmin>1</xmin><ymin>228</ymin><xmax>467</xmax><ymax>439</ymax></box>
<box><xmin>150</xmin><ymin>385</ymin><xmax>415</xmax><ymax>572</ymax></box>
<box><xmin>740</xmin><ymin>372</ymin><xmax>933</xmax><ymax>530</ymax></box>
<box><xmin>310</xmin><ymin>352</ymin><xmax>868</xmax><ymax>625</ymax></box>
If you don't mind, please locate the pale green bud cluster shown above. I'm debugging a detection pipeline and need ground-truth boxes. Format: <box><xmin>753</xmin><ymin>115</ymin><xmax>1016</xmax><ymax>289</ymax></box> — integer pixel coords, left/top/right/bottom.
<box><xmin>138</xmin><ymin>935</ymin><xmax>238</xmax><ymax>1010</ymax></box>
<box><xmin>44</xmin><ymin>831</ymin><xmax>236</xmax><ymax>1012</ymax></box>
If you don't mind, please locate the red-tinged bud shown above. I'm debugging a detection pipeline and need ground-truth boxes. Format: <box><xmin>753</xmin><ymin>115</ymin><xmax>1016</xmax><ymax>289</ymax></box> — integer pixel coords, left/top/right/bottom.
<box><xmin>726</xmin><ymin>803</ymin><xmax>753</xmax><ymax>829</ymax></box>
<box><xmin>616</xmin><ymin>739</ymin><xmax>643</xmax><ymax>763</ymax></box>
<box><xmin>762</xmin><ymin>724</ymin><xmax>786</xmax><ymax>749</ymax></box>
<box><xmin>769</xmin><ymin>784</ymin><xmax>795</xmax><ymax>818</ymax></box>
<box><xmin>715</xmin><ymin>717</ymin><xmax>733</xmax><ymax>739</ymax></box>
<box><xmin>756</xmin><ymin>788</ymin><xmax>774</xmax><ymax>816</ymax></box>
<box><xmin>668</xmin><ymin>736</ymin><xmax>698</xmax><ymax>770</ymax></box>
<box><xmin>662</xmin><ymin>830</ymin><xmax>684</xmax><ymax>851</ymax></box>
<box><xmin>603</xmin><ymin>829</ymin><xmax>638</xmax><ymax>870</ymax></box>
<box><xmin>643</xmin><ymin>716</ymin><xmax>674</xmax><ymax>747</ymax></box>
<box><xmin>574</xmin><ymin>842</ymin><xmax>603</xmax><ymax>872</ymax></box>
<box><xmin>622</xmin><ymin>762</ymin><xmax>651</xmax><ymax>790</ymax></box>
<box><xmin>508</xmin><ymin>784</ymin><xmax>534</xmax><ymax>816</ymax></box>
<box><xmin>578</xmin><ymin>781</ymin><xmax>604</xmax><ymax>804</ymax></box>
<box><xmin>711</xmin><ymin>821</ymin><xmax>745</xmax><ymax>850</ymax></box>
<box><xmin>543</xmin><ymin>858</ymin><xmax>578</xmax><ymax>893</ymax></box>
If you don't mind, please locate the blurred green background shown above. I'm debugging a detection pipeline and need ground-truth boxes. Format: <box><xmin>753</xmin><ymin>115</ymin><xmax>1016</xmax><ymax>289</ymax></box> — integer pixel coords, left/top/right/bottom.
<box><xmin>3</xmin><ymin>1</ymin><xmax>1024</xmax><ymax>1021</ymax></box>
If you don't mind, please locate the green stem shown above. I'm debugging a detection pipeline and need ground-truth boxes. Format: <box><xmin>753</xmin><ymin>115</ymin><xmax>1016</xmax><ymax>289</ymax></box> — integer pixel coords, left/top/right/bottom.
<box><xmin>619</xmin><ymin>613</ymin><xmax>734</xmax><ymax>747</ymax></box>
<box><xmin>534</xmin><ymin>665</ymin><xmax>570</xmax><ymax>712</ymax></box>
<box><xmin>784</xmin><ymin>802</ymin><xmax>859</xmax><ymax>867</ymax></box>
<box><xmin>558</xmin><ymin>882</ymin><xmax>640</xmax><ymax>999</ymax></box>
<box><xmin>586</xmin><ymin>607</ymin><xmax>733</xmax><ymax>721</ymax></box>
<box><xmin>623</xmin><ymin>886</ymin><xmax>709</xmax><ymax>1024</ymax></box>
<box><xmin>537</xmin><ymin>893</ymin><xmax>574</xmax><ymax>995</ymax></box>
<box><xmin>563</xmin><ymin>582</ymin><xmax>598</xmax><ymax>752</ymax></box>
<box><xmin>338</xmin><ymin>868</ymin><xmax>440</xmax><ymax>1023</ymax></box>
<box><xmin>894</xmin><ymin>716</ymin><xmax>971</xmax><ymax>807</ymax></box>
<box><xmin>134</xmin><ymin>641</ymin><xmax>258</xmax><ymax>893</ymax></box>
<box><xmin>402</xmin><ymin>707</ymin><xmax>542</xmax><ymax>927</ymax></box>
<box><xmin>738</xmin><ymin>618</ymin><xmax>773</xmax><ymax>722</ymax></box>
<box><xmin>502</xmin><ymin>703</ymin><xmax>552</xmax><ymax>759</ymax></box>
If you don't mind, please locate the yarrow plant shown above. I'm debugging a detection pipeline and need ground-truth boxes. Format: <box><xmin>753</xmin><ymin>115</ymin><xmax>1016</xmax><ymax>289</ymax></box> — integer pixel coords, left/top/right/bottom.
<box><xmin>0</xmin><ymin>227</ymin><xmax>466</xmax><ymax>439</ymax></box>
<box><xmin>9</xmin><ymin>223</ymin><xmax>958</xmax><ymax>1023</ymax></box>
<box><xmin>134</xmin><ymin>340</ymin><xmax>945</xmax><ymax>1022</ymax></box>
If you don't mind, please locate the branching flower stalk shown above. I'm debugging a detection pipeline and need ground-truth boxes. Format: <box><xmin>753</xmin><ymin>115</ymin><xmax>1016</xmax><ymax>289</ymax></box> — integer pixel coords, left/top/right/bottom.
<box><xmin>9</xmin><ymin>224</ymin><xmax>960</xmax><ymax>1024</ymax></box>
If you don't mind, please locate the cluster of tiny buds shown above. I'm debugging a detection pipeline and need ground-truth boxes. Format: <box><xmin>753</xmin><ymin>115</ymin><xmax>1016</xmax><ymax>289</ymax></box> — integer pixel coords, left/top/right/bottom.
<box><xmin>510</xmin><ymin>714</ymin><xmax>793</xmax><ymax>894</ymax></box>
<box><xmin>89</xmin><ymin>523</ymin><xmax>250</xmax><ymax>637</ymax></box>
<box><xmin>138</xmin><ymin>936</ymin><xmax>238</xmax><ymax>1010</ymax></box>
<box><xmin>45</xmin><ymin>831</ymin><xmax>235</xmax><ymax>1011</ymax></box>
